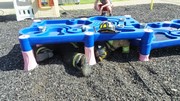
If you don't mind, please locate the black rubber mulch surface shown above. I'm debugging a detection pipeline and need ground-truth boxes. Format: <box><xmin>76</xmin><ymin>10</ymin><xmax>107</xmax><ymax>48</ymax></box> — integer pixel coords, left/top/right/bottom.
<box><xmin>0</xmin><ymin>3</ymin><xmax>180</xmax><ymax>101</ymax></box>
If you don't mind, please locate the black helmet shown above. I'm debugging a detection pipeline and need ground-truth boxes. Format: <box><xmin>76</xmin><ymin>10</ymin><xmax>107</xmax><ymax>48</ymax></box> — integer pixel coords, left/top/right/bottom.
<box><xmin>98</xmin><ymin>21</ymin><xmax>116</xmax><ymax>33</ymax></box>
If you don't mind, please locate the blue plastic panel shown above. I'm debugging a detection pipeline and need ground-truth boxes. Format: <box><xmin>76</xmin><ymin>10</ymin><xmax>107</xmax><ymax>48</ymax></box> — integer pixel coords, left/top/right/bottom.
<box><xmin>145</xmin><ymin>20</ymin><xmax>180</xmax><ymax>49</ymax></box>
<box><xmin>19</xmin><ymin>16</ymin><xmax>145</xmax><ymax>50</ymax></box>
<box><xmin>19</xmin><ymin>15</ymin><xmax>180</xmax><ymax>57</ymax></box>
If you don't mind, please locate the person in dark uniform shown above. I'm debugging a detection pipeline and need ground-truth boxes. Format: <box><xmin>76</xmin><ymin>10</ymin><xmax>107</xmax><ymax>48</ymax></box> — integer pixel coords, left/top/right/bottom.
<box><xmin>34</xmin><ymin>21</ymin><xmax>130</xmax><ymax>77</ymax></box>
<box><xmin>34</xmin><ymin>42</ymin><xmax>108</xmax><ymax>77</ymax></box>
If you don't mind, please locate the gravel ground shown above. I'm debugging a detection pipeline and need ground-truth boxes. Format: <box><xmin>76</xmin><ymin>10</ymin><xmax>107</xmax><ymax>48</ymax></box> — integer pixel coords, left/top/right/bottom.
<box><xmin>0</xmin><ymin>3</ymin><xmax>180</xmax><ymax>101</ymax></box>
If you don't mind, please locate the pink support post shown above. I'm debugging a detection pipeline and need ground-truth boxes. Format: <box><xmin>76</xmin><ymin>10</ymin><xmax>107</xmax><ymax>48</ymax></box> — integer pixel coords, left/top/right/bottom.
<box><xmin>139</xmin><ymin>29</ymin><xmax>153</xmax><ymax>61</ymax></box>
<box><xmin>19</xmin><ymin>35</ymin><xmax>38</xmax><ymax>71</ymax></box>
<box><xmin>84</xmin><ymin>31</ymin><xmax>96</xmax><ymax>65</ymax></box>
<box><xmin>139</xmin><ymin>54</ymin><xmax>149</xmax><ymax>61</ymax></box>
<box><xmin>22</xmin><ymin>50</ymin><xmax>38</xmax><ymax>71</ymax></box>
<box><xmin>85</xmin><ymin>46</ymin><xmax>96</xmax><ymax>65</ymax></box>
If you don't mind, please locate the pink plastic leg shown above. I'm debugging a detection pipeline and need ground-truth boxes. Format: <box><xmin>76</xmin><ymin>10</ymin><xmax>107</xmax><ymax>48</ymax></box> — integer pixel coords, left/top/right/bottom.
<box><xmin>36</xmin><ymin>44</ymin><xmax>42</xmax><ymax>47</ymax></box>
<box><xmin>139</xmin><ymin>54</ymin><xmax>149</xmax><ymax>61</ymax></box>
<box><xmin>85</xmin><ymin>47</ymin><xmax>96</xmax><ymax>65</ymax></box>
<box><xmin>22</xmin><ymin>50</ymin><xmax>38</xmax><ymax>71</ymax></box>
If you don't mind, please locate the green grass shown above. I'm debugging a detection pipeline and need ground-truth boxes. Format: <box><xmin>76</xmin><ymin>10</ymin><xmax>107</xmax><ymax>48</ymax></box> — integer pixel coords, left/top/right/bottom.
<box><xmin>80</xmin><ymin>0</ymin><xmax>125</xmax><ymax>4</ymax></box>
<box><xmin>61</xmin><ymin>0</ymin><xmax>126</xmax><ymax>5</ymax></box>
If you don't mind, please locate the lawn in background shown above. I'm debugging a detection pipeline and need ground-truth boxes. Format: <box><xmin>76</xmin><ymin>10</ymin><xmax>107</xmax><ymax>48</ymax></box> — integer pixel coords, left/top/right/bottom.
<box><xmin>80</xmin><ymin>0</ymin><xmax>125</xmax><ymax>4</ymax></box>
<box><xmin>59</xmin><ymin>0</ymin><xmax>126</xmax><ymax>5</ymax></box>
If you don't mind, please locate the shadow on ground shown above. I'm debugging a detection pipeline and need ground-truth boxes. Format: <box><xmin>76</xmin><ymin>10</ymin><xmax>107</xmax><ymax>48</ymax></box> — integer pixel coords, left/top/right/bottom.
<box><xmin>105</xmin><ymin>45</ymin><xmax>180</xmax><ymax>64</ymax></box>
<box><xmin>0</xmin><ymin>44</ymin><xmax>82</xmax><ymax>77</ymax></box>
<box><xmin>0</xmin><ymin>14</ymin><xmax>16</xmax><ymax>22</ymax></box>
<box><xmin>38</xmin><ymin>55</ymin><xmax>84</xmax><ymax>77</ymax></box>
<box><xmin>0</xmin><ymin>44</ymin><xmax>23</xmax><ymax>71</ymax></box>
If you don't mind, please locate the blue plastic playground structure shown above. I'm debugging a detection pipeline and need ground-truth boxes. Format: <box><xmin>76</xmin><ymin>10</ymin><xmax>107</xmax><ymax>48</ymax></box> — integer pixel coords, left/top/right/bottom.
<box><xmin>132</xmin><ymin>19</ymin><xmax>180</xmax><ymax>55</ymax></box>
<box><xmin>18</xmin><ymin>15</ymin><xmax>180</xmax><ymax>71</ymax></box>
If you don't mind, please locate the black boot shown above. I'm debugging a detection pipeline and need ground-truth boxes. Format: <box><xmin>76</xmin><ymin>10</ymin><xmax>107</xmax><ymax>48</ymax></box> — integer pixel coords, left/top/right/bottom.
<box><xmin>95</xmin><ymin>42</ymin><xmax>110</xmax><ymax>62</ymax></box>
<box><xmin>73</xmin><ymin>53</ymin><xmax>92</xmax><ymax>76</ymax></box>
<box><xmin>101</xmin><ymin>12</ymin><xmax>106</xmax><ymax>16</ymax></box>
<box><xmin>35</xmin><ymin>46</ymin><xmax>54</xmax><ymax>62</ymax></box>
<box><xmin>109</xmin><ymin>13</ymin><xmax>112</xmax><ymax>16</ymax></box>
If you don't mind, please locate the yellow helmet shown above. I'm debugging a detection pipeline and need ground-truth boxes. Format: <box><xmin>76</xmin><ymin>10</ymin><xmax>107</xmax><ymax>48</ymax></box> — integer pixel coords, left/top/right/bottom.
<box><xmin>98</xmin><ymin>21</ymin><xmax>116</xmax><ymax>33</ymax></box>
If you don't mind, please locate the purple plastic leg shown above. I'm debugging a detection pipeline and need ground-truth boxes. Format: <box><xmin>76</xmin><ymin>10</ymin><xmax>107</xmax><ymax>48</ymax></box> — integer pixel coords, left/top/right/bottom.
<box><xmin>85</xmin><ymin>46</ymin><xmax>96</xmax><ymax>65</ymax></box>
<box><xmin>139</xmin><ymin>54</ymin><xmax>149</xmax><ymax>61</ymax></box>
<box><xmin>22</xmin><ymin>50</ymin><xmax>38</xmax><ymax>71</ymax></box>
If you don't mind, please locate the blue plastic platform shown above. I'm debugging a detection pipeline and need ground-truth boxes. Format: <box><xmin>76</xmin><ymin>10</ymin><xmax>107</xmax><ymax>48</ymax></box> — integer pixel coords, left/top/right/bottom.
<box><xmin>19</xmin><ymin>15</ymin><xmax>144</xmax><ymax>49</ymax></box>
<box><xmin>132</xmin><ymin>19</ymin><xmax>180</xmax><ymax>55</ymax></box>
<box><xmin>18</xmin><ymin>15</ymin><xmax>179</xmax><ymax>71</ymax></box>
